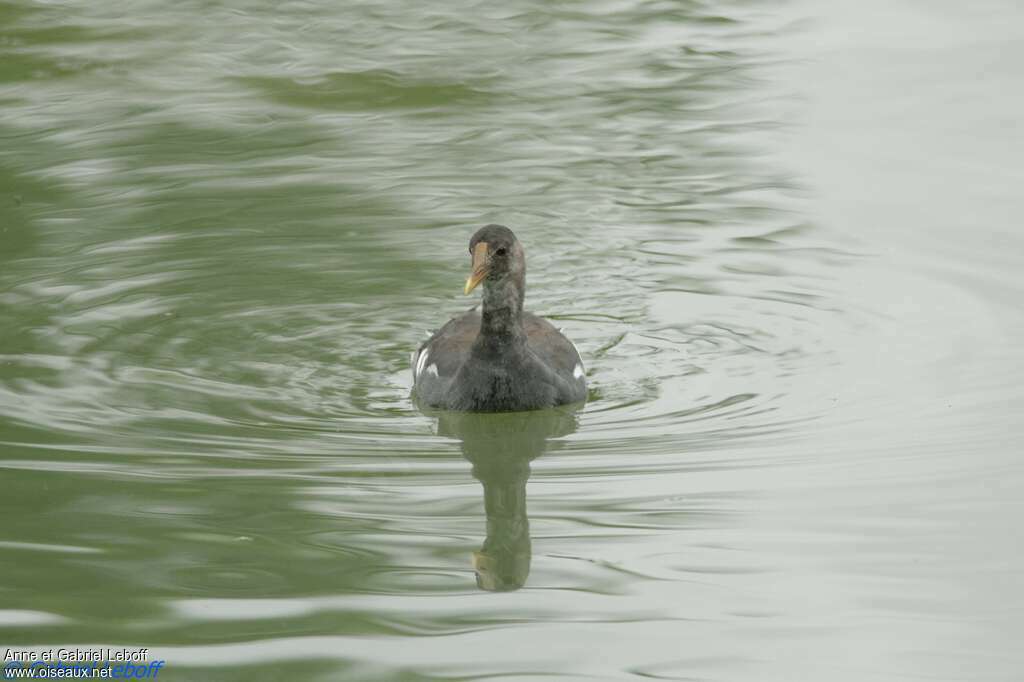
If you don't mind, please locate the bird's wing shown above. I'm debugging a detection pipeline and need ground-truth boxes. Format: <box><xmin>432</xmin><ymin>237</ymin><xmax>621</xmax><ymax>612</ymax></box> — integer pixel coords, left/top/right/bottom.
<box><xmin>523</xmin><ymin>312</ymin><xmax>585</xmax><ymax>380</ymax></box>
<box><xmin>413</xmin><ymin>307</ymin><xmax>481</xmax><ymax>384</ymax></box>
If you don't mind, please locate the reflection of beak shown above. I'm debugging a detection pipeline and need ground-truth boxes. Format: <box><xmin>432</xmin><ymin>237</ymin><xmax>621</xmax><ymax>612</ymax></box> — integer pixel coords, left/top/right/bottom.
<box><xmin>464</xmin><ymin>242</ymin><xmax>489</xmax><ymax>294</ymax></box>
<box><xmin>472</xmin><ymin>551</ymin><xmax>500</xmax><ymax>591</ymax></box>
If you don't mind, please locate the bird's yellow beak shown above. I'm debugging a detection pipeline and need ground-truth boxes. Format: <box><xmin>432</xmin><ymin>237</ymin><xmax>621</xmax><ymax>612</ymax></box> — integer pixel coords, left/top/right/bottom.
<box><xmin>464</xmin><ymin>242</ymin><xmax>489</xmax><ymax>294</ymax></box>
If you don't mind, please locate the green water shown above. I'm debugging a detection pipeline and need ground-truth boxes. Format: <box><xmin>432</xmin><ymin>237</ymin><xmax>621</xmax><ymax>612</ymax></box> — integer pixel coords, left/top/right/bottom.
<box><xmin>2</xmin><ymin>0</ymin><xmax>1023</xmax><ymax>680</ymax></box>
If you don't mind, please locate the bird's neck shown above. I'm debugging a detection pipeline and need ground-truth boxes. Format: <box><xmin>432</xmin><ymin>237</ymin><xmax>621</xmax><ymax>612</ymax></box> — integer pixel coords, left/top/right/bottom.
<box><xmin>478</xmin><ymin>277</ymin><xmax>526</xmax><ymax>344</ymax></box>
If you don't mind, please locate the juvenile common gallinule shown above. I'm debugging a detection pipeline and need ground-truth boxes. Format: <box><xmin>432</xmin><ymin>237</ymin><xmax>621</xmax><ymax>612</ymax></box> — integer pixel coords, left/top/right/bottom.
<box><xmin>412</xmin><ymin>225</ymin><xmax>587</xmax><ymax>412</ymax></box>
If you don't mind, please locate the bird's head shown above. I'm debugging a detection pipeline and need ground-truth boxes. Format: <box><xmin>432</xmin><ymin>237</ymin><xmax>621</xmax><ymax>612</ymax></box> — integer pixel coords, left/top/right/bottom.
<box><xmin>464</xmin><ymin>224</ymin><xmax>525</xmax><ymax>296</ymax></box>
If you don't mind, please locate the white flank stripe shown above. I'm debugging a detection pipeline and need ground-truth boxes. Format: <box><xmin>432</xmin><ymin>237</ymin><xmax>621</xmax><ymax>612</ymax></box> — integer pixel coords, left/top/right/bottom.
<box><xmin>414</xmin><ymin>348</ymin><xmax>430</xmax><ymax>379</ymax></box>
<box><xmin>569</xmin><ymin>338</ymin><xmax>585</xmax><ymax>372</ymax></box>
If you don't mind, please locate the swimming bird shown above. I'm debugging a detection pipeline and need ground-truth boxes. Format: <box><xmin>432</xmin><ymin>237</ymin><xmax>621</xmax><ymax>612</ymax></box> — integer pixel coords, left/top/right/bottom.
<box><xmin>411</xmin><ymin>225</ymin><xmax>587</xmax><ymax>412</ymax></box>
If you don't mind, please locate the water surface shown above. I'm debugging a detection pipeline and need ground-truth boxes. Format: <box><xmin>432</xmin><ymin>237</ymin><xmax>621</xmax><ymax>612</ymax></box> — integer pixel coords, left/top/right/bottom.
<box><xmin>2</xmin><ymin>0</ymin><xmax>1023</xmax><ymax>680</ymax></box>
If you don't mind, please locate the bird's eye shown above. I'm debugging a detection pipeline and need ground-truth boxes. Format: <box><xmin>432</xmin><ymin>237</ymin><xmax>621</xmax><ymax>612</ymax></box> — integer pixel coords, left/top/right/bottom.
<box><xmin>494</xmin><ymin>247</ymin><xmax>507</xmax><ymax>257</ymax></box>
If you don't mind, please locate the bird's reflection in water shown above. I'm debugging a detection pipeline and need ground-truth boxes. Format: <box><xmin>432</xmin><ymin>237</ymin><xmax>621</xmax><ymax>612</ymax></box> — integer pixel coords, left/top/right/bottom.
<box><xmin>433</xmin><ymin>407</ymin><xmax>580</xmax><ymax>591</ymax></box>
